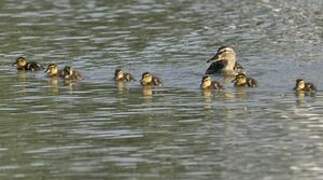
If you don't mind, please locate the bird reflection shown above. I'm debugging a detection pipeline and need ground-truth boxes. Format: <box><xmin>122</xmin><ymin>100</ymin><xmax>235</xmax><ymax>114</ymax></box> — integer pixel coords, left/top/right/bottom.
<box><xmin>142</xmin><ymin>86</ymin><xmax>153</xmax><ymax>97</ymax></box>
<box><xmin>115</xmin><ymin>81</ymin><xmax>129</xmax><ymax>95</ymax></box>
<box><xmin>47</xmin><ymin>77</ymin><xmax>60</xmax><ymax>95</ymax></box>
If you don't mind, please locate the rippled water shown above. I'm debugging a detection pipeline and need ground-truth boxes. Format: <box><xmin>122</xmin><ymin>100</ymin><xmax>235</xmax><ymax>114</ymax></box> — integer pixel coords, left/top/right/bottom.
<box><xmin>1</xmin><ymin>0</ymin><xmax>323</xmax><ymax>179</ymax></box>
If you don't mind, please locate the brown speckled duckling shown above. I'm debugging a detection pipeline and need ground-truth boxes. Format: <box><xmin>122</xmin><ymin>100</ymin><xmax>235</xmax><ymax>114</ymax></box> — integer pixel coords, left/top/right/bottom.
<box><xmin>63</xmin><ymin>66</ymin><xmax>83</xmax><ymax>81</ymax></box>
<box><xmin>114</xmin><ymin>69</ymin><xmax>134</xmax><ymax>82</ymax></box>
<box><xmin>140</xmin><ymin>72</ymin><xmax>161</xmax><ymax>86</ymax></box>
<box><xmin>13</xmin><ymin>57</ymin><xmax>43</xmax><ymax>71</ymax></box>
<box><xmin>200</xmin><ymin>75</ymin><xmax>223</xmax><ymax>90</ymax></box>
<box><xmin>232</xmin><ymin>73</ymin><xmax>257</xmax><ymax>87</ymax></box>
<box><xmin>294</xmin><ymin>79</ymin><xmax>316</xmax><ymax>92</ymax></box>
<box><xmin>45</xmin><ymin>64</ymin><xmax>64</xmax><ymax>78</ymax></box>
<box><xmin>205</xmin><ymin>46</ymin><xmax>244</xmax><ymax>75</ymax></box>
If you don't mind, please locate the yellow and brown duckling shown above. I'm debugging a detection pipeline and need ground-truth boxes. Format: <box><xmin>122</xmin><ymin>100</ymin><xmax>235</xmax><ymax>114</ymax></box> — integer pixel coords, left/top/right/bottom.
<box><xmin>63</xmin><ymin>66</ymin><xmax>83</xmax><ymax>81</ymax></box>
<box><xmin>205</xmin><ymin>46</ymin><xmax>244</xmax><ymax>75</ymax></box>
<box><xmin>232</xmin><ymin>73</ymin><xmax>257</xmax><ymax>87</ymax></box>
<box><xmin>140</xmin><ymin>72</ymin><xmax>162</xmax><ymax>86</ymax></box>
<box><xmin>294</xmin><ymin>79</ymin><xmax>316</xmax><ymax>92</ymax></box>
<box><xmin>114</xmin><ymin>69</ymin><xmax>134</xmax><ymax>82</ymax></box>
<box><xmin>13</xmin><ymin>57</ymin><xmax>43</xmax><ymax>71</ymax></box>
<box><xmin>45</xmin><ymin>64</ymin><xmax>64</xmax><ymax>78</ymax></box>
<box><xmin>200</xmin><ymin>75</ymin><xmax>223</xmax><ymax>90</ymax></box>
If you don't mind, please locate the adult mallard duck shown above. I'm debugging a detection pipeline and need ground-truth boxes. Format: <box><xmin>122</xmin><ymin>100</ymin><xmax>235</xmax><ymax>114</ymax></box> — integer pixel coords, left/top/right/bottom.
<box><xmin>114</xmin><ymin>69</ymin><xmax>134</xmax><ymax>82</ymax></box>
<box><xmin>205</xmin><ymin>46</ymin><xmax>244</xmax><ymax>75</ymax></box>
<box><xmin>140</xmin><ymin>72</ymin><xmax>161</xmax><ymax>86</ymax></box>
<box><xmin>232</xmin><ymin>73</ymin><xmax>257</xmax><ymax>87</ymax></box>
<box><xmin>13</xmin><ymin>57</ymin><xmax>43</xmax><ymax>71</ymax></box>
<box><xmin>200</xmin><ymin>75</ymin><xmax>223</xmax><ymax>90</ymax></box>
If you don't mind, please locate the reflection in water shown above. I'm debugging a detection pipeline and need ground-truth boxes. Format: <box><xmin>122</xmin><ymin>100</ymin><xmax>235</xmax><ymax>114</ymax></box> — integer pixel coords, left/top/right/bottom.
<box><xmin>64</xmin><ymin>79</ymin><xmax>81</xmax><ymax>92</ymax></box>
<box><xmin>47</xmin><ymin>77</ymin><xmax>60</xmax><ymax>95</ymax></box>
<box><xmin>223</xmin><ymin>74</ymin><xmax>236</xmax><ymax>84</ymax></box>
<box><xmin>201</xmin><ymin>89</ymin><xmax>213</xmax><ymax>110</ymax></box>
<box><xmin>142</xmin><ymin>86</ymin><xmax>153</xmax><ymax>97</ymax></box>
<box><xmin>115</xmin><ymin>81</ymin><xmax>129</xmax><ymax>95</ymax></box>
<box><xmin>295</xmin><ymin>91</ymin><xmax>316</xmax><ymax>106</ymax></box>
<box><xmin>234</xmin><ymin>87</ymin><xmax>248</xmax><ymax>99</ymax></box>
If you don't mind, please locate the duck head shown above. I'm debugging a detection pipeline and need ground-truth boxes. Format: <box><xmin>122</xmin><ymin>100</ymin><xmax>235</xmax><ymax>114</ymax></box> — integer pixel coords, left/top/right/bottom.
<box><xmin>13</xmin><ymin>57</ymin><xmax>28</xmax><ymax>69</ymax></box>
<box><xmin>45</xmin><ymin>64</ymin><xmax>59</xmax><ymax>76</ymax></box>
<box><xmin>140</xmin><ymin>72</ymin><xmax>153</xmax><ymax>85</ymax></box>
<box><xmin>114</xmin><ymin>69</ymin><xmax>124</xmax><ymax>81</ymax></box>
<box><xmin>232</xmin><ymin>73</ymin><xmax>247</xmax><ymax>86</ymax></box>
<box><xmin>200</xmin><ymin>75</ymin><xmax>212</xmax><ymax>89</ymax></box>
<box><xmin>294</xmin><ymin>79</ymin><xmax>305</xmax><ymax>91</ymax></box>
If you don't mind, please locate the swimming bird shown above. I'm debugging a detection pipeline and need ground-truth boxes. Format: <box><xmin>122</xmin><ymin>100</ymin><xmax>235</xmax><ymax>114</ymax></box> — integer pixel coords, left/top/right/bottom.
<box><xmin>232</xmin><ymin>73</ymin><xmax>257</xmax><ymax>87</ymax></box>
<box><xmin>45</xmin><ymin>64</ymin><xmax>64</xmax><ymax>78</ymax></box>
<box><xmin>205</xmin><ymin>46</ymin><xmax>244</xmax><ymax>75</ymax></box>
<box><xmin>140</xmin><ymin>72</ymin><xmax>161</xmax><ymax>86</ymax></box>
<box><xmin>13</xmin><ymin>57</ymin><xmax>43</xmax><ymax>71</ymax></box>
<box><xmin>200</xmin><ymin>75</ymin><xmax>223</xmax><ymax>90</ymax></box>
<box><xmin>114</xmin><ymin>69</ymin><xmax>134</xmax><ymax>82</ymax></box>
<box><xmin>63</xmin><ymin>66</ymin><xmax>83</xmax><ymax>81</ymax></box>
<box><xmin>294</xmin><ymin>79</ymin><xmax>316</xmax><ymax>92</ymax></box>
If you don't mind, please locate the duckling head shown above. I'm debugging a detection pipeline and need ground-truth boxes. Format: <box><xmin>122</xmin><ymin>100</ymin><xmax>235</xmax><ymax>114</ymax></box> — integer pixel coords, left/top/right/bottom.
<box><xmin>45</xmin><ymin>64</ymin><xmax>59</xmax><ymax>76</ymax></box>
<box><xmin>140</xmin><ymin>72</ymin><xmax>153</xmax><ymax>85</ymax></box>
<box><xmin>295</xmin><ymin>79</ymin><xmax>305</xmax><ymax>91</ymax></box>
<box><xmin>13</xmin><ymin>57</ymin><xmax>28</xmax><ymax>69</ymax></box>
<box><xmin>114</xmin><ymin>69</ymin><xmax>124</xmax><ymax>81</ymax></box>
<box><xmin>232</xmin><ymin>73</ymin><xmax>247</xmax><ymax>86</ymax></box>
<box><xmin>201</xmin><ymin>75</ymin><xmax>212</xmax><ymax>89</ymax></box>
<box><xmin>63</xmin><ymin>66</ymin><xmax>73</xmax><ymax>78</ymax></box>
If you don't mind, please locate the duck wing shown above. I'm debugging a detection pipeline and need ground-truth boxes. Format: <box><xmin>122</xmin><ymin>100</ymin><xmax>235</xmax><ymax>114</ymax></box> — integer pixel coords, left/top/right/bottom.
<box><xmin>26</xmin><ymin>62</ymin><xmax>44</xmax><ymax>71</ymax></box>
<box><xmin>205</xmin><ymin>60</ymin><xmax>227</xmax><ymax>74</ymax></box>
<box><xmin>247</xmin><ymin>78</ymin><xmax>257</xmax><ymax>87</ymax></box>
<box><xmin>152</xmin><ymin>76</ymin><xmax>162</xmax><ymax>86</ymax></box>
<box><xmin>234</xmin><ymin>62</ymin><xmax>244</xmax><ymax>71</ymax></box>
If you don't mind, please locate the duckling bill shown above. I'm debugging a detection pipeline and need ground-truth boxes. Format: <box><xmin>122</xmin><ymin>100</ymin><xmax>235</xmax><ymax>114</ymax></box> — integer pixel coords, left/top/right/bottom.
<box><xmin>200</xmin><ymin>75</ymin><xmax>223</xmax><ymax>90</ymax></box>
<box><xmin>140</xmin><ymin>72</ymin><xmax>161</xmax><ymax>86</ymax></box>
<box><xmin>294</xmin><ymin>79</ymin><xmax>316</xmax><ymax>92</ymax></box>
<box><xmin>114</xmin><ymin>69</ymin><xmax>134</xmax><ymax>82</ymax></box>
<box><xmin>13</xmin><ymin>57</ymin><xmax>43</xmax><ymax>71</ymax></box>
<box><xmin>232</xmin><ymin>73</ymin><xmax>257</xmax><ymax>87</ymax></box>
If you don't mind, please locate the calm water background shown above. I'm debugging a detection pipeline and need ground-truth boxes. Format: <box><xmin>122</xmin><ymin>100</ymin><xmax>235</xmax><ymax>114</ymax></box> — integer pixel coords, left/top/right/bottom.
<box><xmin>1</xmin><ymin>0</ymin><xmax>323</xmax><ymax>179</ymax></box>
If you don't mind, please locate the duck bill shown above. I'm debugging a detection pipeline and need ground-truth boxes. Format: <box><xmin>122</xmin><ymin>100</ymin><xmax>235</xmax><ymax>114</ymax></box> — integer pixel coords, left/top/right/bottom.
<box><xmin>44</xmin><ymin>68</ymin><xmax>49</xmax><ymax>73</ymax></box>
<box><xmin>206</xmin><ymin>54</ymin><xmax>219</xmax><ymax>63</ymax></box>
<box><xmin>12</xmin><ymin>62</ymin><xmax>17</xmax><ymax>66</ymax></box>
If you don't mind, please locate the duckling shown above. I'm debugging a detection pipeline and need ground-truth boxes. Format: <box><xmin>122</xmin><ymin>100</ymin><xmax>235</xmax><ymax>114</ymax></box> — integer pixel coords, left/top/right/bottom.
<box><xmin>294</xmin><ymin>79</ymin><xmax>316</xmax><ymax>92</ymax></box>
<box><xmin>232</xmin><ymin>73</ymin><xmax>257</xmax><ymax>87</ymax></box>
<box><xmin>63</xmin><ymin>66</ymin><xmax>83</xmax><ymax>81</ymax></box>
<box><xmin>114</xmin><ymin>69</ymin><xmax>134</xmax><ymax>82</ymax></box>
<box><xmin>140</xmin><ymin>72</ymin><xmax>161</xmax><ymax>86</ymax></box>
<box><xmin>13</xmin><ymin>57</ymin><xmax>43</xmax><ymax>71</ymax></box>
<box><xmin>200</xmin><ymin>75</ymin><xmax>223</xmax><ymax>90</ymax></box>
<box><xmin>45</xmin><ymin>64</ymin><xmax>64</xmax><ymax>78</ymax></box>
<box><xmin>205</xmin><ymin>46</ymin><xmax>244</xmax><ymax>75</ymax></box>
